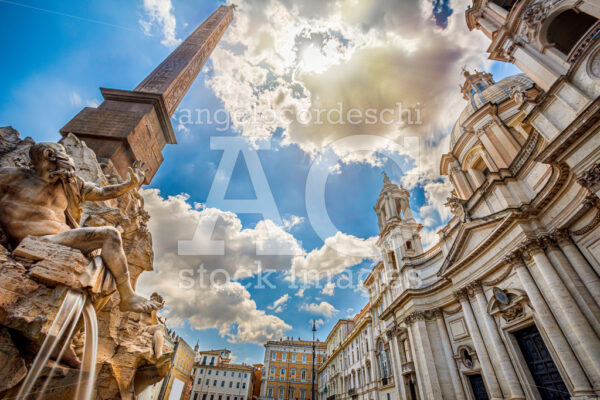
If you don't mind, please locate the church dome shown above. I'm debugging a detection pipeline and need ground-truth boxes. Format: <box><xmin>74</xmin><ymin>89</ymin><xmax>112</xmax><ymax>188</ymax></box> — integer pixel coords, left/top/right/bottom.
<box><xmin>450</xmin><ymin>73</ymin><xmax>535</xmax><ymax>150</ymax></box>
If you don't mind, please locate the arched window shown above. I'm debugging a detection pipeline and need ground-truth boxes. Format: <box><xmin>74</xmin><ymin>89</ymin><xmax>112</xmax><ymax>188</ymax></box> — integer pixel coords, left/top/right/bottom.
<box><xmin>547</xmin><ymin>9</ymin><xmax>598</xmax><ymax>56</ymax></box>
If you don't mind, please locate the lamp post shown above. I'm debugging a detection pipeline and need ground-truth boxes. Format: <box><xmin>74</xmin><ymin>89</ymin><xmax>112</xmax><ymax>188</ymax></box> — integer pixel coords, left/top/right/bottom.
<box><xmin>311</xmin><ymin>320</ymin><xmax>316</xmax><ymax>400</ymax></box>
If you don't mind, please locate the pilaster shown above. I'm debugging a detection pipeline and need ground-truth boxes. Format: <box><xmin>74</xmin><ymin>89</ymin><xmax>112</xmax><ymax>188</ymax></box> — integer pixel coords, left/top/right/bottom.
<box><xmin>453</xmin><ymin>288</ymin><xmax>504</xmax><ymax>399</ymax></box>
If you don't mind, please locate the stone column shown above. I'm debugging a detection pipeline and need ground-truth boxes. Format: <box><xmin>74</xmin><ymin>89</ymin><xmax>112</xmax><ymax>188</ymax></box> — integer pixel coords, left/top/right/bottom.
<box><xmin>454</xmin><ymin>289</ymin><xmax>503</xmax><ymax>399</ymax></box>
<box><xmin>507</xmin><ymin>252</ymin><xmax>594</xmax><ymax>396</ymax></box>
<box><xmin>406</xmin><ymin>322</ymin><xmax>426</xmax><ymax>400</ymax></box>
<box><xmin>386</xmin><ymin>328</ymin><xmax>407</xmax><ymax>400</ymax></box>
<box><xmin>469</xmin><ymin>282</ymin><xmax>525</xmax><ymax>399</ymax></box>
<box><xmin>543</xmin><ymin>235</ymin><xmax>600</xmax><ymax>335</ymax></box>
<box><xmin>522</xmin><ymin>239</ymin><xmax>600</xmax><ymax>387</ymax></box>
<box><xmin>406</xmin><ymin>312</ymin><xmax>442</xmax><ymax>399</ymax></box>
<box><xmin>434</xmin><ymin>309</ymin><xmax>466</xmax><ymax>400</ymax></box>
<box><xmin>553</xmin><ymin>229</ymin><xmax>600</xmax><ymax>302</ymax></box>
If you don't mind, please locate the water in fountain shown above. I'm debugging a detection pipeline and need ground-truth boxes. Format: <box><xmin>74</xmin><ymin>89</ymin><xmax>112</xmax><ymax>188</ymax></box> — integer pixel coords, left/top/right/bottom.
<box><xmin>15</xmin><ymin>289</ymin><xmax>98</xmax><ymax>400</ymax></box>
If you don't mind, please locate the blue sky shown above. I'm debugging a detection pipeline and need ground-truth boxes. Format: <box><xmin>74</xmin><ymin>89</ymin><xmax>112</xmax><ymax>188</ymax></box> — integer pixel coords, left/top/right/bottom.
<box><xmin>0</xmin><ymin>0</ymin><xmax>521</xmax><ymax>364</ymax></box>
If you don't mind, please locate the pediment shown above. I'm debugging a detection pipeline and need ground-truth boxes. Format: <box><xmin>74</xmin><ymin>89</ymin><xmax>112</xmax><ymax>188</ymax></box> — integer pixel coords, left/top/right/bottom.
<box><xmin>440</xmin><ymin>214</ymin><xmax>512</xmax><ymax>276</ymax></box>
<box><xmin>455</xmin><ymin>222</ymin><xmax>502</xmax><ymax>260</ymax></box>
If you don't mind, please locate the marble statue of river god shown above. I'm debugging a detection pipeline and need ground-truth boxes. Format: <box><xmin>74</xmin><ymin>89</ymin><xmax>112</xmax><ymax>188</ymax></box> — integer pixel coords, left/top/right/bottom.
<box><xmin>0</xmin><ymin>142</ymin><xmax>163</xmax><ymax>313</ymax></box>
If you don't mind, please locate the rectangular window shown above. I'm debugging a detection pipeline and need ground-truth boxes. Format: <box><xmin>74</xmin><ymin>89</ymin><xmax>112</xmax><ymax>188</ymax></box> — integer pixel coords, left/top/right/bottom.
<box><xmin>221</xmin><ymin>381</ymin><xmax>225</xmax><ymax>387</ymax></box>
<box><xmin>236</xmin><ymin>382</ymin><xmax>240</xmax><ymax>388</ymax></box>
<box><xmin>292</xmin><ymin>353</ymin><xmax>296</xmax><ymax>361</ymax></box>
<box><xmin>210</xmin><ymin>395</ymin><xmax>214</xmax><ymax>400</ymax></box>
<box><xmin>272</xmin><ymin>351</ymin><xmax>277</xmax><ymax>360</ymax></box>
<box><xmin>242</xmin><ymin>383</ymin><xmax>246</xmax><ymax>389</ymax></box>
<box><xmin>200</xmin><ymin>369</ymin><xmax>204</xmax><ymax>374</ymax></box>
<box><xmin>203</xmin><ymin>395</ymin><xmax>207</xmax><ymax>400</ymax></box>
<box><xmin>280</xmin><ymin>368</ymin><xmax>286</xmax><ymax>377</ymax></box>
<box><xmin>238</xmin><ymin>373</ymin><xmax>241</xmax><ymax>378</ymax></box>
<box><xmin>282</xmin><ymin>353</ymin><xmax>286</xmax><ymax>361</ymax></box>
<box><xmin>232</xmin><ymin>372</ymin><xmax>235</xmax><ymax>377</ymax></box>
<box><xmin>244</xmin><ymin>373</ymin><xmax>247</xmax><ymax>378</ymax></box>
<box><xmin>198</xmin><ymin>379</ymin><xmax>202</xmax><ymax>384</ymax></box>
<box><xmin>213</xmin><ymin>380</ymin><xmax>217</xmax><ymax>386</ymax></box>
<box><xmin>302</xmin><ymin>354</ymin><xmax>307</xmax><ymax>362</ymax></box>
<box><xmin>206</xmin><ymin>379</ymin><xmax>210</xmax><ymax>385</ymax></box>
<box><xmin>270</xmin><ymin>367</ymin><xmax>275</xmax><ymax>376</ymax></box>
<box><xmin>229</xmin><ymin>381</ymin><xmax>233</xmax><ymax>388</ymax></box>
<box><xmin>267</xmin><ymin>387</ymin><xmax>273</xmax><ymax>397</ymax></box>
<box><xmin>203</xmin><ymin>356</ymin><xmax>207</xmax><ymax>365</ymax></box>
<box><xmin>216</xmin><ymin>371</ymin><xmax>219</xmax><ymax>376</ymax></box>
<box><xmin>208</xmin><ymin>370</ymin><xmax>212</xmax><ymax>375</ymax></box>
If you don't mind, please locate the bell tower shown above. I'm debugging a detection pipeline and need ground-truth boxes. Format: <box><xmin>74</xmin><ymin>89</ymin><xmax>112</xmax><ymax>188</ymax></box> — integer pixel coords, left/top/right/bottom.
<box><xmin>374</xmin><ymin>173</ymin><xmax>423</xmax><ymax>274</ymax></box>
<box><xmin>60</xmin><ymin>5</ymin><xmax>234</xmax><ymax>183</ymax></box>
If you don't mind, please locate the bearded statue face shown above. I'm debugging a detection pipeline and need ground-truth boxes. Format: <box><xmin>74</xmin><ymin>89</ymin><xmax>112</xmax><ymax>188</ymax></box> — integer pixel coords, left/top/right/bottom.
<box><xmin>29</xmin><ymin>142</ymin><xmax>76</xmax><ymax>180</ymax></box>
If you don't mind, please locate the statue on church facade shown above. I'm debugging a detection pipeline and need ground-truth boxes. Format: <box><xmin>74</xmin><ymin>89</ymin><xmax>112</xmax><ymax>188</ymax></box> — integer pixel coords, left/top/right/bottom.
<box><xmin>0</xmin><ymin>142</ymin><xmax>163</xmax><ymax>313</ymax></box>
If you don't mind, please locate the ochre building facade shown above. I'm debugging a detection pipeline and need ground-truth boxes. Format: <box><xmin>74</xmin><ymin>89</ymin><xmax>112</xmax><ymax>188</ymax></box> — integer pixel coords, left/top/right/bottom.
<box><xmin>261</xmin><ymin>339</ymin><xmax>327</xmax><ymax>400</ymax></box>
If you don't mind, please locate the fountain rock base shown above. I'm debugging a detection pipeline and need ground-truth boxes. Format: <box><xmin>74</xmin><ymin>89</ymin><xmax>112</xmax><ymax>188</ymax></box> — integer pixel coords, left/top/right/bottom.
<box><xmin>0</xmin><ymin>127</ymin><xmax>172</xmax><ymax>399</ymax></box>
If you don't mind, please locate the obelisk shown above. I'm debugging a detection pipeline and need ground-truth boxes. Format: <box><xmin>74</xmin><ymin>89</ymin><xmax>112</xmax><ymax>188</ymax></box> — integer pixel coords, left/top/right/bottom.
<box><xmin>60</xmin><ymin>5</ymin><xmax>234</xmax><ymax>183</ymax></box>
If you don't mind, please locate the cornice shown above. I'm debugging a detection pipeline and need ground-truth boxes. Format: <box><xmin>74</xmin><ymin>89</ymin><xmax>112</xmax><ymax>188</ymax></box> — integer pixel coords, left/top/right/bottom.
<box><xmin>535</xmin><ymin>94</ymin><xmax>600</xmax><ymax>164</ymax></box>
<box><xmin>379</xmin><ymin>278</ymin><xmax>451</xmax><ymax>321</ymax></box>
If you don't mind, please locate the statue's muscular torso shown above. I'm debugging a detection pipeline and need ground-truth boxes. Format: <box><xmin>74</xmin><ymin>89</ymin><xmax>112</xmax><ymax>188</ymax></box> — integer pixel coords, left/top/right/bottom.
<box><xmin>0</xmin><ymin>167</ymin><xmax>71</xmax><ymax>244</ymax></box>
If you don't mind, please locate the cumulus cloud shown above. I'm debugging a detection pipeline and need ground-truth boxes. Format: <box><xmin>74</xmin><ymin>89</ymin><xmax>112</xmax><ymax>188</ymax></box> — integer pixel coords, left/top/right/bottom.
<box><xmin>283</xmin><ymin>215</ymin><xmax>305</xmax><ymax>231</ymax></box>
<box><xmin>137</xmin><ymin>189</ymin><xmax>295</xmax><ymax>343</ymax></box>
<box><xmin>300</xmin><ymin>301</ymin><xmax>338</xmax><ymax>318</ymax></box>
<box><xmin>139</xmin><ymin>0</ymin><xmax>181</xmax><ymax>47</ymax></box>
<box><xmin>267</xmin><ymin>294</ymin><xmax>290</xmax><ymax>313</ymax></box>
<box><xmin>142</xmin><ymin>189</ymin><xmax>302</xmax><ymax>279</ymax></box>
<box><xmin>137</xmin><ymin>189</ymin><xmax>379</xmax><ymax>342</ymax></box>
<box><xmin>201</xmin><ymin>0</ymin><xmax>492</xmax><ymax>226</ymax></box>
<box><xmin>289</xmin><ymin>232</ymin><xmax>379</xmax><ymax>282</ymax></box>
<box><xmin>321</xmin><ymin>282</ymin><xmax>335</xmax><ymax>296</ymax></box>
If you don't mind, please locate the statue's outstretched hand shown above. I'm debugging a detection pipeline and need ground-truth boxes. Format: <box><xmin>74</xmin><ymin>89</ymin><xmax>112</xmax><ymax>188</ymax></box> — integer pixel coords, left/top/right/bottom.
<box><xmin>127</xmin><ymin>160</ymin><xmax>149</xmax><ymax>187</ymax></box>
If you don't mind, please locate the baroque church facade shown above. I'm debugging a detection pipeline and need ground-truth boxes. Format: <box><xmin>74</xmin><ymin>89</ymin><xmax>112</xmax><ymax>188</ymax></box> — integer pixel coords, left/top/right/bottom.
<box><xmin>320</xmin><ymin>0</ymin><xmax>600</xmax><ymax>399</ymax></box>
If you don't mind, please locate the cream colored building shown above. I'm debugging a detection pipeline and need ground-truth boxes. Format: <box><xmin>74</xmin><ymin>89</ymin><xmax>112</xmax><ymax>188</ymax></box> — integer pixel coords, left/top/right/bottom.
<box><xmin>319</xmin><ymin>305</ymin><xmax>381</xmax><ymax>400</ymax></box>
<box><xmin>190</xmin><ymin>349</ymin><xmax>255</xmax><ymax>400</ymax></box>
<box><xmin>325</xmin><ymin>1</ymin><xmax>600</xmax><ymax>399</ymax></box>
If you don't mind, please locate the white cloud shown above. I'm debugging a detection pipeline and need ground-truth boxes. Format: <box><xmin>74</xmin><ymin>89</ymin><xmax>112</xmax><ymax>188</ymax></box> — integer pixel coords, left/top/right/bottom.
<box><xmin>268</xmin><ymin>294</ymin><xmax>290</xmax><ymax>313</ymax></box>
<box><xmin>139</xmin><ymin>0</ymin><xmax>181</xmax><ymax>47</ymax></box>
<box><xmin>69</xmin><ymin>92</ymin><xmax>82</xmax><ymax>107</ymax></box>
<box><xmin>295</xmin><ymin>288</ymin><xmax>306</xmax><ymax>298</ymax></box>
<box><xmin>289</xmin><ymin>232</ymin><xmax>379</xmax><ymax>282</ymax></box>
<box><xmin>314</xmin><ymin>318</ymin><xmax>325</xmax><ymax>329</ymax></box>
<box><xmin>300</xmin><ymin>301</ymin><xmax>338</xmax><ymax>318</ymax></box>
<box><xmin>137</xmin><ymin>189</ymin><xmax>294</xmax><ymax>343</ymax></box>
<box><xmin>282</xmin><ymin>215</ymin><xmax>305</xmax><ymax>231</ymax></box>
<box><xmin>204</xmin><ymin>0</ymin><xmax>494</xmax><ymax>232</ymax></box>
<box><xmin>321</xmin><ymin>282</ymin><xmax>335</xmax><ymax>296</ymax></box>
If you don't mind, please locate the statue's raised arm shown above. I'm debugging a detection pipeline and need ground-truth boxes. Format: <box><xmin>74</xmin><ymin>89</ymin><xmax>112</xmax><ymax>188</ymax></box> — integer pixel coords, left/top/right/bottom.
<box><xmin>83</xmin><ymin>160</ymin><xmax>148</xmax><ymax>202</ymax></box>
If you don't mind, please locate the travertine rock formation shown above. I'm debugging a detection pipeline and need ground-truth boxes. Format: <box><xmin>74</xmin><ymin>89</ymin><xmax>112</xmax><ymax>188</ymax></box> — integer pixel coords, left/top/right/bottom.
<box><xmin>0</xmin><ymin>127</ymin><xmax>171</xmax><ymax>399</ymax></box>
